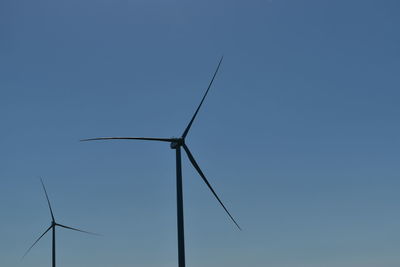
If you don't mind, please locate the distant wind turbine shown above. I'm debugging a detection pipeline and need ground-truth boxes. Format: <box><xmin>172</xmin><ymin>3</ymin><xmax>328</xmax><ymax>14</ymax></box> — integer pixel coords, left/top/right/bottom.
<box><xmin>81</xmin><ymin>57</ymin><xmax>240</xmax><ymax>267</ymax></box>
<box><xmin>23</xmin><ymin>179</ymin><xmax>98</xmax><ymax>267</ymax></box>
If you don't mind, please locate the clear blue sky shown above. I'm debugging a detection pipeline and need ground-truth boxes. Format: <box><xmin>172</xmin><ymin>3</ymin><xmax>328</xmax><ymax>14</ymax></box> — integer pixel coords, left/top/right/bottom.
<box><xmin>1</xmin><ymin>0</ymin><xmax>400</xmax><ymax>266</ymax></box>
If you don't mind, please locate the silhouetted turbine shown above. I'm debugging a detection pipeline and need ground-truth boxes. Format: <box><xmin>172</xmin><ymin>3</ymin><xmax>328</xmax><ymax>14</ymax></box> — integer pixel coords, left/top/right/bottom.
<box><xmin>81</xmin><ymin>57</ymin><xmax>240</xmax><ymax>267</ymax></box>
<box><xmin>23</xmin><ymin>179</ymin><xmax>98</xmax><ymax>267</ymax></box>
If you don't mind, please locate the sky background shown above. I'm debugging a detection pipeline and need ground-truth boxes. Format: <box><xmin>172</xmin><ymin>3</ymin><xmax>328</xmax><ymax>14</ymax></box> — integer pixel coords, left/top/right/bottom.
<box><xmin>1</xmin><ymin>0</ymin><xmax>400</xmax><ymax>266</ymax></box>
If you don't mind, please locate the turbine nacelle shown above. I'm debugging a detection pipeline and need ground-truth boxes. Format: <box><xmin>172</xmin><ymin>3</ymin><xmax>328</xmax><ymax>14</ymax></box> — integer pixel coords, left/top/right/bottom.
<box><xmin>170</xmin><ymin>138</ymin><xmax>184</xmax><ymax>149</ymax></box>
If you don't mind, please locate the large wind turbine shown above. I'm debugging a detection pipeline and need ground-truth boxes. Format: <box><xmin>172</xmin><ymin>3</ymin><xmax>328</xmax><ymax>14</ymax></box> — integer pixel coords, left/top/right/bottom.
<box><xmin>81</xmin><ymin>57</ymin><xmax>240</xmax><ymax>267</ymax></box>
<box><xmin>23</xmin><ymin>179</ymin><xmax>98</xmax><ymax>267</ymax></box>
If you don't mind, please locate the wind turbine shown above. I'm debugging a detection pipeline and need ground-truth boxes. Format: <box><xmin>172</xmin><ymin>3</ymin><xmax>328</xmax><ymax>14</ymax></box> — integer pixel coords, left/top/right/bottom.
<box><xmin>81</xmin><ymin>57</ymin><xmax>240</xmax><ymax>267</ymax></box>
<box><xmin>23</xmin><ymin>179</ymin><xmax>98</xmax><ymax>267</ymax></box>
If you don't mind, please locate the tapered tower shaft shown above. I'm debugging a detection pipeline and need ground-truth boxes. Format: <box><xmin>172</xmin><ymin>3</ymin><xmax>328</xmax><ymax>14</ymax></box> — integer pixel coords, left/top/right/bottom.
<box><xmin>175</xmin><ymin>146</ymin><xmax>185</xmax><ymax>267</ymax></box>
<box><xmin>52</xmin><ymin>225</ymin><xmax>56</xmax><ymax>267</ymax></box>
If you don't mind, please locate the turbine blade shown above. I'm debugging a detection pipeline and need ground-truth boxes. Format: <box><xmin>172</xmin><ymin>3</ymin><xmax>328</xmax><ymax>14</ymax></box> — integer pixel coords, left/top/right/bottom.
<box><xmin>22</xmin><ymin>225</ymin><xmax>52</xmax><ymax>259</ymax></box>
<box><xmin>80</xmin><ymin>137</ymin><xmax>173</xmax><ymax>142</ymax></box>
<box><xmin>182</xmin><ymin>56</ymin><xmax>223</xmax><ymax>138</ymax></box>
<box><xmin>182</xmin><ymin>144</ymin><xmax>241</xmax><ymax>230</ymax></box>
<box><xmin>40</xmin><ymin>178</ymin><xmax>55</xmax><ymax>221</ymax></box>
<box><xmin>56</xmin><ymin>223</ymin><xmax>100</xmax><ymax>236</ymax></box>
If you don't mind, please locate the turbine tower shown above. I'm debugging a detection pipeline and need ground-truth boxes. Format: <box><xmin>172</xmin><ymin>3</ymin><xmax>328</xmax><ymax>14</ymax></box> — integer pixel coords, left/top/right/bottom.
<box><xmin>81</xmin><ymin>57</ymin><xmax>240</xmax><ymax>267</ymax></box>
<box><xmin>23</xmin><ymin>179</ymin><xmax>98</xmax><ymax>267</ymax></box>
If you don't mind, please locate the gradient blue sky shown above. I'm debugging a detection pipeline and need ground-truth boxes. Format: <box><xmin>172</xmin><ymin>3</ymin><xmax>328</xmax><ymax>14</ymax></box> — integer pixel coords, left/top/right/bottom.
<box><xmin>1</xmin><ymin>0</ymin><xmax>400</xmax><ymax>266</ymax></box>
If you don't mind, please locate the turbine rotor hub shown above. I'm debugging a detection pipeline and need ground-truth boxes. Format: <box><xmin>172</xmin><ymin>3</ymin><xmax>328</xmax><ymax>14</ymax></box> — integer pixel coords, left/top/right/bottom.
<box><xmin>170</xmin><ymin>138</ymin><xmax>184</xmax><ymax>149</ymax></box>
